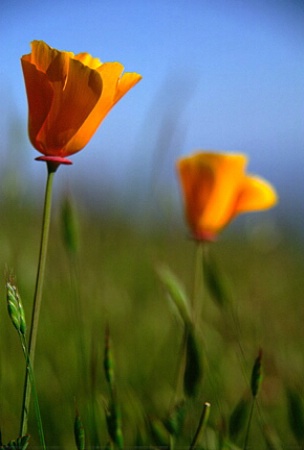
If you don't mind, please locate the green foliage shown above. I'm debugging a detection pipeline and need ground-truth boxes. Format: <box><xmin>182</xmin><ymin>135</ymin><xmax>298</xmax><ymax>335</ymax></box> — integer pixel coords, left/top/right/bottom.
<box><xmin>61</xmin><ymin>196</ymin><xmax>79</xmax><ymax>254</ymax></box>
<box><xmin>262</xmin><ymin>425</ymin><xmax>283</xmax><ymax>450</ymax></box>
<box><xmin>0</xmin><ymin>201</ymin><xmax>304</xmax><ymax>447</ymax></box>
<box><xmin>149</xmin><ymin>416</ymin><xmax>170</xmax><ymax>449</ymax></box>
<box><xmin>157</xmin><ymin>264</ymin><xmax>192</xmax><ymax>326</ymax></box>
<box><xmin>104</xmin><ymin>324</ymin><xmax>115</xmax><ymax>387</ymax></box>
<box><xmin>183</xmin><ymin>327</ymin><xmax>203</xmax><ymax>398</ymax></box>
<box><xmin>189</xmin><ymin>402</ymin><xmax>211</xmax><ymax>449</ymax></box>
<box><xmin>250</xmin><ymin>349</ymin><xmax>263</xmax><ymax>398</ymax></box>
<box><xmin>105</xmin><ymin>399</ymin><xmax>124</xmax><ymax>450</ymax></box>
<box><xmin>6</xmin><ymin>280</ymin><xmax>26</xmax><ymax>336</ymax></box>
<box><xmin>103</xmin><ymin>326</ymin><xmax>124</xmax><ymax>449</ymax></box>
<box><xmin>286</xmin><ymin>388</ymin><xmax>304</xmax><ymax>444</ymax></box>
<box><xmin>0</xmin><ymin>435</ymin><xmax>30</xmax><ymax>450</ymax></box>
<box><xmin>203</xmin><ymin>252</ymin><xmax>233</xmax><ymax>308</ymax></box>
<box><xmin>163</xmin><ymin>400</ymin><xmax>186</xmax><ymax>437</ymax></box>
<box><xmin>229</xmin><ymin>396</ymin><xmax>250</xmax><ymax>442</ymax></box>
<box><xmin>74</xmin><ymin>409</ymin><xmax>85</xmax><ymax>450</ymax></box>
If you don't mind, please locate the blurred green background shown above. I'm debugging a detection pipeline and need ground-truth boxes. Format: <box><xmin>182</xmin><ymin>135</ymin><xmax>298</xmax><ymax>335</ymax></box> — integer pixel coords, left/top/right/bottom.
<box><xmin>0</xmin><ymin>180</ymin><xmax>303</xmax><ymax>447</ymax></box>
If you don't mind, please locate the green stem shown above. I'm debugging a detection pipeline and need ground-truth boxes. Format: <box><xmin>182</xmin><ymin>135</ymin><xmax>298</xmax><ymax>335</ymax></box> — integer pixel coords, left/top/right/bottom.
<box><xmin>20</xmin><ymin>163</ymin><xmax>57</xmax><ymax>437</ymax></box>
<box><xmin>172</xmin><ymin>241</ymin><xmax>205</xmax><ymax>403</ymax></box>
<box><xmin>243</xmin><ymin>398</ymin><xmax>255</xmax><ymax>450</ymax></box>
<box><xmin>191</xmin><ymin>242</ymin><xmax>204</xmax><ymax>324</ymax></box>
<box><xmin>189</xmin><ymin>402</ymin><xmax>211</xmax><ymax>450</ymax></box>
<box><xmin>172</xmin><ymin>327</ymin><xmax>188</xmax><ymax>403</ymax></box>
<box><xmin>20</xmin><ymin>334</ymin><xmax>46</xmax><ymax>449</ymax></box>
<box><xmin>69</xmin><ymin>254</ymin><xmax>87</xmax><ymax>383</ymax></box>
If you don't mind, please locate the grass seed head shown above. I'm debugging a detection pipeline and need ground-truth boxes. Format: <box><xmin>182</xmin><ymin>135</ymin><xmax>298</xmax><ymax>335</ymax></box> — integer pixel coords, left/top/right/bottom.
<box><xmin>229</xmin><ymin>395</ymin><xmax>250</xmax><ymax>441</ymax></box>
<box><xmin>105</xmin><ymin>400</ymin><xmax>124</xmax><ymax>449</ymax></box>
<box><xmin>6</xmin><ymin>281</ymin><xmax>26</xmax><ymax>336</ymax></box>
<box><xmin>250</xmin><ymin>349</ymin><xmax>263</xmax><ymax>398</ymax></box>
<box><xmin>164</xmin><ymin>400</ymin><xmax>186</xmax><ymax>437</ymax></box>
<box><xmin>104</xmin><ymin>324</ymin><xmax>115</xmax><ymax>386</ymax></box>
<box><xmin>74</xmin><ymin>409</ymin><xmax>85</xmax><ymax>450</ymax></box>
<box><xmin>184</xmin><ymin>327</ymin><xmax>203</xmax><ymax>397</ymax></box>
<box><xmin>61</xmin><ymin>196</ymin><xmax>80</xmax><ymax>254</ymax></box>
<box><xmin>286</xmin><ymin>388</ymin><xmax>304</xmax><ymax>443</ymax></box>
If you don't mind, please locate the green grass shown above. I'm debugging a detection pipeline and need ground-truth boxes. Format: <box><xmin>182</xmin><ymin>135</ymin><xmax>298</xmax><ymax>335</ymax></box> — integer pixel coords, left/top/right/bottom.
<box><xmin>0</xmin><ymin>195</ymin><xmax>303</xmax><ymax>448</ymax></box>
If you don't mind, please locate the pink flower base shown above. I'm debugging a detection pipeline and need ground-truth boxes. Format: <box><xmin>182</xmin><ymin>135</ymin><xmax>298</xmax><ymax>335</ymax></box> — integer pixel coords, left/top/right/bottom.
<box><xmin>35</xmin><ymin>155</ymin><xmax>73</xmax><ymax>165</ymax></box>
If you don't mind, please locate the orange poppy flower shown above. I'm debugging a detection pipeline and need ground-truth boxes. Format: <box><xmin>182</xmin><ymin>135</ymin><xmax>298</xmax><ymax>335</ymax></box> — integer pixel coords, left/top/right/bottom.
<box><xmin>176</xmin><ymin>152</ymin><xmax>278</xmax><ymax>241</ymax></box>
<box><xmin>21</xmin><ymin>40</ymin><xmax>142</xmax><ymax>164</ymax></box>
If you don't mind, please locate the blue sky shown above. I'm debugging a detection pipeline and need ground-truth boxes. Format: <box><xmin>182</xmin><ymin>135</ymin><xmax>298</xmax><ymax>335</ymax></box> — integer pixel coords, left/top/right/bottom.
<box><xmin>1</xmin><ymin>0</ymin><xmax>303</xmax><ymax>225</ymax></box>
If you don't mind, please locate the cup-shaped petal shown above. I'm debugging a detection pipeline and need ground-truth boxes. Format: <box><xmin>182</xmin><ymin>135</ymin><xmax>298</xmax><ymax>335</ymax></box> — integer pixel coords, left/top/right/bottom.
<box><xmin>234</xmin><ymin>176</ymin><xmax>278</xmax><ymax>214</ymax></box>
<box><xmin>21</xmin><ymin>41</ymin><xmax>142</xmax><ymax>158</ymax></box>
<box><xmin>177</xmin><ymin>152</ymin><xmax>278</xmax><ymax>240</ymax></box>
<box><xmin>66</xmin><ymin>62</ymin><xmax>142</xmax><ymax>154</ymax></box>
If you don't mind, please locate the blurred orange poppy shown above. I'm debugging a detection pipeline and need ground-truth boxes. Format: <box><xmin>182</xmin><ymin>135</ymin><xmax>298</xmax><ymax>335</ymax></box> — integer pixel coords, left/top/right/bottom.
<box><xmin>176</xmin><ymin>152</ymin><xmax>278</xmax><ymax>241</ymax></box>
<box><xmin>21</xmin><ymin>40</ymin><xmax>142</xmax><ymax>163</ymax></box>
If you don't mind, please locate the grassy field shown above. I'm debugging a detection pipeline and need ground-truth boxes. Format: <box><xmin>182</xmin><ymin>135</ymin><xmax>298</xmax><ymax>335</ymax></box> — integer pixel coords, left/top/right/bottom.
<box><xmin>0</xmin><ymin>193</ymin><xmax>303</xmax><ymax>449</ymax></box>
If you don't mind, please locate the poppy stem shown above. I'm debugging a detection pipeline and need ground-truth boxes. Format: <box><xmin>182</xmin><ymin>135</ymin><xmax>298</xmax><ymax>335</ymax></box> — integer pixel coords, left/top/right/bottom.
<box><xmin>174</xmin><ymin>241</ymin><xmax>205</xmax><ymax>400</ymax></box>
<box><xmin>20</xmin><ymin>162</ymin><xmax>57</xmax><ymax>437</ymax></box>
<box><xmin>192</xmin><ymin>241</ymin><xmax>204</xmax><ymax>324</ymax></box>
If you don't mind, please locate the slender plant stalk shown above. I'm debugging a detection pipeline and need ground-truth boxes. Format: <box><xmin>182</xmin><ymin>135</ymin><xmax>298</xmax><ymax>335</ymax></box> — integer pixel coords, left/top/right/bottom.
<box><xmin>69</xmin><ymin>255</ymin><xmax>87</xmax><ymax>382</ymax></box>
<box><xmin>189</xmin><ymin>402</ymin><xmax>211</xmax><ymax>450</ymax></box>
<box><xmin>172</xmin><ymin>242</ymin><xmax>201</xmax><ymax>398</ymax></box>
<box><xmin>61</xmin><ymin>196</ymin><xmax>87</xmax><ymax>376</ymax></box>
<box><xmin>19</xmin><ymin>334</ymin><xmax>46</xmax><ymax>449</ymax></box>
<box><xmin>191</xmin><ymin>241</ymin><xmax>204</xmax><ymax>324</ymax></box>
<box><xmin>243</xmin><ymin>398</ymin><xmax>255</xmax><ymax>450</ymax></box>
<box><xmin>172</xmin><ymin>241</ymin><xmax>205</xmax><ymax>403</ymax></box>
<box><xmin>20</xmin><ymin>163</ymin><xmax>57</xmax><ymax>437</ymax></box>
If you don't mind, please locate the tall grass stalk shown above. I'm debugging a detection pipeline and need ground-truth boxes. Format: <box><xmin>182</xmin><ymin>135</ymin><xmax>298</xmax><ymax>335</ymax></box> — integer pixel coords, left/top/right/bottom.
<box><xmin>60</xmin><ymin>196</ymin><xmax>85</xmax><ymax>367</ymax></box>
<box><xmin>191</xmin><ymin>242</ymin><xmax>204</xmax><ymax>323</ymax></box>
<box><xmin>173</xmin><ymin>241</ymin><xmax>204</xmax><ymax>401</ymax></box>
<box><xmin>6</xmin><ymin>279</ymin><xmax>46</xmax><ymax>447</ymax></box>
<box><xmin>189</xmin><ymin>402</ymin><xmax>211</xmax><ymax>450</ymax></box>
<box><xmin>244</xmin><ymin>351</ymin><xmax>263</xmax><ymax>448</ymax></box>
<box><xmin>19</xmin><ymin>334</ymin><xmax>46</xmax><ymax>449</ymax></box>
<box><xmin>243</xmin><ymin>398</ymin><xmax>255</xmax><ymax>449</ymax></box>
<box><xmin>62</xmin><ymin>209</ymin><xmax>87</xmax><ymax>386</ymax></box>
<box><xmin>68</xmin><ymin>256</ymin><xmax>88</xmax><ymax>390</ymax></box>
<box><xmin>20</xmin><ymin>162</ymin><xmax>57</xmax><ymax>437</ymax></box>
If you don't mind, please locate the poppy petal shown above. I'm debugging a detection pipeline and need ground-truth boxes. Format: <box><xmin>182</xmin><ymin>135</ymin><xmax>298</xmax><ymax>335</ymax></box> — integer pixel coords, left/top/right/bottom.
<box><xmin>65</xmin><ymin>63</ymin><xmax>141</xmax><ymax>155</ymax></box>
<box><xmin>177</xmin><ymin>156</ymin><xmax>214</xmax><ymax>234</ymax></box>
<box><xmin>21</xmin><ymin>59</ymin><xmax>53</xmax><ymax>151</ymax></box>
<box><xmin>21</xmin><ymin>40</ymin><xmax>142</xmax><ymax>157</ymax></box>
<box><xmin>36</xmin><ymin>58</ymin><xmax>103</xmax><ymax>155</ymax></box>
<box><xmin>29</xmin><ymin>40</ymin><xmax>73</xmax><ymax>76</ymax></box>
<box><xmin>234</xmin><ymin>175</ymin><xmax>278</xmax><ymax>214</ymax></box>
<box><xmin>114</xmin><ymin>71</ymin><xmax>143</xmax><ymax>104</ymax></box>
<box><xmin>176</xmin><ymin>151</ymin><xmax>278</xmax><ymax>240</ymax></box>
<box><xmin>195</xmin><ymin>153</ymin><xmax>247</xmax><ymax>232</ymax></box>
<box><xmin>75</xmin><ymin>52</ymin><xmax>103</xmax><ymax>70</ymax></box>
